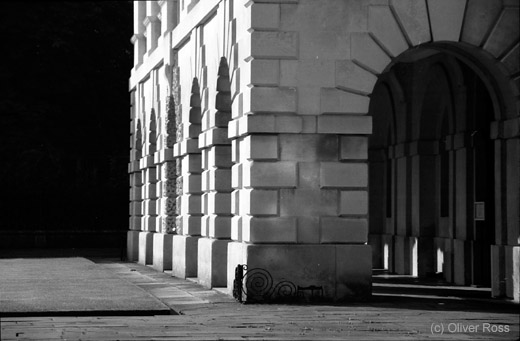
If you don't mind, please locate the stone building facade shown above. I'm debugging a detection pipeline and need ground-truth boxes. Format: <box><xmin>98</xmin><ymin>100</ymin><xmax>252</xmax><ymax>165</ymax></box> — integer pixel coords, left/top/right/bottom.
<box><xmin>127</xmin><ymin>0</ymin><xmax>520</xmax><ymax>302</ymax></box>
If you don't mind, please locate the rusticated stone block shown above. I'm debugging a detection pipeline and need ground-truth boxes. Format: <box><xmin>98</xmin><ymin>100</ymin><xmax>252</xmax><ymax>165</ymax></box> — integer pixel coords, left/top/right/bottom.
<box><xmin>339</xmin><ymin>190</ymin><xmax>368</xmax><ymax>215</ymax></box>
<box><xmin>207</xmin><ymin>192</ymin><xmax>232</xmax><ymax>214</ymax></box>
<box><xmin>320</xmin><ymin>87</ymin><xmax>370</xmax><ymax>114</ymax></box>
<box><xmin>274</xmin><ymin>116</ymin><xmax>303</xmax><ymax>133</ymax></box>
<box><xmin>130</xmin><ymin>173</ymin><xmax>143</xmax><ymax>187</ymax></box>
<box><xmin>297</xmin><ymin>217</ymin><xmax>320</xmax><ymax>243</ymax></box>
<box><xmin>298</xmin><ymin>162</ymin><xmax>320</xmax><ymax>189</ymax></box>
<box><xmin>280</xmin><ymin>134</ymin><xmax>337</xmax><ymax>161</ymax></box>
<box><xmin>461</xmin><ymin>0</ymin><xmax>503</xmax><ymax>47</ymax></box>
<box><xmin>207</xmin><ymin>215</ymin><xmax>232</xmax><ymax>239</ymax></box>
<box><xmin>248</xmin><ymin>87</ymin><xmax>297</xmax><ymax>114</ymax></box>
<box><xmin>176</xmin><ymin>214</ymin><xmax>201</xmax><ymax>236</ymax></box>
<box><xmin>152</xmin><ymin>233</ymin><xmax>173</xmax><ymax>271</ymax></box>
<box><xmin>180</xmin><ymin>194</ymin><xmax>202</xmax><ymax>215</ymax></box>
<box><xmin>241</xmin><ymin>189</ymin><xmax>279</xmax><ymax>216</ymax></box>
<box><xmin>243</xmin><ymin>161</ymin><xmax>298</xmax><ymax>188</ymax></box>
<box><xmin>250</xmin><ymin>3</ymin><xmax>280</xmax><ymax>30</ymax></box>
<box><xmin>280</xmin><ymin>189</ymin><xmax>337</xmax><ymax>217</ymax></box>
<box><xmin>280</xmin><ymin>60</ymin><xmax>336</xmax><ymax>87</ymax></box>
<box><xmin>368</xmin><ymin>5</ymin><xmax>408</xmax><ymax>57</ymax></box>
<box><xmin>320</xmin><ymin>162</ymin><xmax>368</xmax><ymax>188</ymax></box>
<box><xmin>243</xmin><ymin>135</ymin><xmax>279</xmax><ymax>160</ymax></box>
<box><xmin>427</xmin><ymin>0</ymin><xmax>466</xmax><ymax>42</ymax></box>
<box><xmin>340</xmin><ymin>136</ymin><xmax>368</xmax><ymax>160</ymax></box>
<box><xmin>317</xmin><ymin>115</ymin><xmax>372</xmax><ymax>134</ymax></box>
<box><xmin>197</xmin><ymin>238</ymin><xmax>230</xmax><ymax>288</ymax></box>
<box><xmin>208</xmin><ymin>145</ymin><xmax>233</xmax><ymax>168</ymax></box>
<box><xmin>320</xmin><ymin>217</ymin><xmax>368</xmax><ymax>243</ymax></box>
<box><xmin>171</xmin><ymin>235</ymin><xmax>200</xmax><ymax>278</ymax></box>
<box><xmin>142</xmin><ymin>199</ymin><xmax>157</xmax><ymax>216</ymax></box>
<box><xmin>129</xmin><ymin>186</ymin><xmax>142</xmax><ymax>201</ymax></box>
<box><xmin>483</xmin><ymin>7</ymin><xmax>520</xmax><ymax>58</ymax></box>
<box><xmin>238</xmin><ymin>115</ymin><xmax>276</xmax><ymax>136</ymax></box>
<box><xmin>389</xmin><ymin>0</ymin><xmax>431</xmax><ymax>46</ymax></box>
<box><xmin>242</xmin><ymin>216</ymin><xmax>297</xmax><ymax>243</ymax></box>
<box><xmin>181</xmin><ymin>154</ymin><xmax>202</xmax><ymax>174</ymax></box>
<box><xmin>335</xmin><ymin>60</ymin><xmax>378</xmax><ymax>95</ymax></box>
<box><xmin>208</xmin><ymin>169</ymin><xmax>232</xmax><ymax>192</ymax></box>
<box><xmin>126</xmin><ymin>230</ymin><xmax>140</xmax><ymax>261</ymax></box>
<box><xmin>130</xmin><ymin>216</ymin><xmax>142</xmax><ymax>231</ymax></box>
<box><xmin>250</xmin><ymin>31</ymin><xmax>298</xmax><ymax>59</ymax></box>
<box><xmin>247</xmin><ymin>59</ymin><xmax>280</xmax><ymax>87</ymax></box>
<box><xmin>142</xmin><ymin>183</ymin><xmax>157</xmax><ymax>199</ymax></box>
<box><xmin>231</xmin><ymin>216</ymin><xmax>243</xmax><ymax>241</ymax></box>
<box><xmin>138</xmin><ymin>231</ymin><xmax>154</xmax><ymax>265</ymax></box>
<box><xmin>231</xmin><ymin>164</ymin><xmax>242</xmax><ymax>189</ymax></box>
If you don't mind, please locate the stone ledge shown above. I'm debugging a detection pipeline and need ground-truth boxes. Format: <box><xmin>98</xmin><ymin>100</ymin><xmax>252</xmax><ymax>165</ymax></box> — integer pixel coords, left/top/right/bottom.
<box><xmin>229</xmin><ymin>114</ymin><xmax>373</xmax><ymax>139</ymax></box>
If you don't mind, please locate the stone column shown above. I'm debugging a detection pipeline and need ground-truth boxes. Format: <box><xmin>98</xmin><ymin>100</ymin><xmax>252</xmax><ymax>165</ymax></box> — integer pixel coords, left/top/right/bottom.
<box><xmin>226</xmin><ymin>1</ymin><xmax>373</xmax><ymax>301</ymax></box>
<box><xmin>127</xmin><ymin>91</ymin><xmax>142</xmax><ymax>262</ymax></box>
<box><xmin>144</xmin><ymin>1</ymin><xmax>161</xmax><ymax>54</ymax></box>
<box><xmin>172</xmin><ymin>78</ymin><xmax>203</xmax><ymax>278</ymax></box>
<box><xmin>138</xmin><ymin>110</ymin><xmax>158</xmax><ymax>265</ymax></box>
<box><xmin>158</xmin><ymin>0</ymin><xmax>178</xmax><ymax>35</ymax></box>
<box><xmin>132</xmin><ymin>1</ymin><xmax>146</xmax><ymax>67</ymax></box>
<box><xmin>394</xmin><ymin>144</ymin><xmax>412</xmax><ymax>275</ymax></box>
<box><xmin>152</xmin><ymin>66</ymin><xmax>175</xmax><ymax>272</ymax></box>
<box><xmin>198</xmin><ymin>58</ymin><xmax>232</xmax><ymax>288</ymax></box>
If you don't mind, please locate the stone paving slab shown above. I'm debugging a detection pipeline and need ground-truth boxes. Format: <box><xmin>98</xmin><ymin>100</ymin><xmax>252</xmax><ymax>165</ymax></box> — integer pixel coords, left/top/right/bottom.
<box><xmin>1</xmin><ymin>258</ymin><xmax>518</xmax><ymax>340</ymax></box>
<box><xmin>0</xmin><ymin>258</ymin><xmax>171</xmax><ymax>316</ymax></box>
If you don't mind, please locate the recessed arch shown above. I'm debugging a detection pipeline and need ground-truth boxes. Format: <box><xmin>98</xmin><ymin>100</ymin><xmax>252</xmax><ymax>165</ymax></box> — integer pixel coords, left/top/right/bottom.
<box><xmin>367</xmin><ymin>39</ymin><xmax>515</xmax><ymax>290</ymax></box>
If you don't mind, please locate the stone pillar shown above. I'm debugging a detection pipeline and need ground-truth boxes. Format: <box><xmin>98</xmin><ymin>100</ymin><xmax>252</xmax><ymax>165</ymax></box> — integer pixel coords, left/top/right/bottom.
<box><xmin>225</xmin><ymin>1</ymin><xmax>374</xmax><ymax>301</ymax></box>
<box><xmin>172</xmin><ymin>78</ymin><xmax>203</xmax><ymax>278</ymax></box>
<box><xmin>138</xmin><ymin>112</ymin><xmax>157</xmax><ymax>265</ymax></box>
<box><xmin>153</xmin><ymin>102</ymin><xmax>176</xmax><ymax>271</ymax></box>
<box><xmin>394</xmin><ymin>144</ymin><xmax>412</xmax><ymax>275</ymax></box>
<box><xmin>132</xmin><ymin>1</ymin><xmax>146</xmax><ymax>67</ymax></box>
<box><xmin>453</xmin><ymin>132</ymin><xmax>470</xmax><ymax>285</ymax></box>
<box><xmin>198</xmin><ymin>58</ymin><xmax>232</xmax><ymax>288</ymax></box>
<box><xmin>128</xmin><ymin>92</ymin><xmax>142</xmax><ymax>262</ymax></box>
<box><xmin>144</xmin><ymin>1</ymin><xmax>161</xmax><ymax>54</ymax></box>
<box><xmin>368</xmin><ymin>148</ymin><xmax>386</xmax><ymax>269</ymax></box>
<box><xmin>410</xmin><ymin>141</ymin><xmax>438</xmax><ymax>277</ymax></box>
<box><xmin>158</xmin><ymin>0</ymin><xmax>178</xmax><ymax>36</ymax></box>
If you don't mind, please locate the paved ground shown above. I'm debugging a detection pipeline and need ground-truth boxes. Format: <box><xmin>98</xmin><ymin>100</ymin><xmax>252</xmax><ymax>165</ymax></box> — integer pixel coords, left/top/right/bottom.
<box><xmin>0</xmin><ymin>258</ymin><xmax>170</xmax><ymax>316</ymax></box>
<box><xmin>0</xmin><ymin>251</ymin><xmax>518</xmax><ymax>340</ymax></box>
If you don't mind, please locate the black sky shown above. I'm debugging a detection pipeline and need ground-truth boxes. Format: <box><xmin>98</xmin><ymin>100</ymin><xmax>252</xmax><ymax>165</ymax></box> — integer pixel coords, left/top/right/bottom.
<box><xmin>0</xmin><ymin>1</ymin><xmax>133</xmax><ymax>244</ymax></box>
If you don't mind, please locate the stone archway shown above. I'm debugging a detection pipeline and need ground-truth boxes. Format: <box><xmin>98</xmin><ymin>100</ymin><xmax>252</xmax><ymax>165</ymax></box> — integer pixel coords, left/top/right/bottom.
<box><xmin>346</xmin><ymin>0</ymin><xmax>519</xmax><ymax>299</ymax></box>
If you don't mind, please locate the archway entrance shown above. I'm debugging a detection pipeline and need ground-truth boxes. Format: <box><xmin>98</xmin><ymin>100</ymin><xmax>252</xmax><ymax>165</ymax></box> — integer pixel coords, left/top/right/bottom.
<box><xmin>368</xmin><ymin>48</ymin><xmax>496</xmax><ymax>287</ymax></box>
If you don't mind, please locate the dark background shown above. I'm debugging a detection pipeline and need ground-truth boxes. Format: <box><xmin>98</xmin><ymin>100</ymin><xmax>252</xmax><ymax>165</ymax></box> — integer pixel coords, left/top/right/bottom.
<box><xmin>0</xmin><ymin>1</ymin><xmax>133</xmax><ymax>248</ymax></box>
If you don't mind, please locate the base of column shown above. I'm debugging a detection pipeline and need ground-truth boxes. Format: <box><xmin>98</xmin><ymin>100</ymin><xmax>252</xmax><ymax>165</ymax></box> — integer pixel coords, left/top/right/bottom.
<box><xmin>127</xmin><ymin>230</ymin><xmax>140</xmax><ymax>262</ymax></box>
<box><xmin>138</xmin><ymin>231</ymin><xmax>154</xmax><ymax>265</ymax></box>
<box><xmin>172</xmin><ymin>235</ymin><xmax>200</xmax><ymax>278</ymax></box>
<box><xmin>394</xmin><ymin>235</ymin><xmax>412</xmax><ymax>275</ymax></box>
<box><xmin>512</xmin><ymin>246</ymin><xmax>520</xmax><ymax>303</ymax></box>
<box><xmin>453</xmin><ymin>239</ymin><xmax>471</xmax><ymax>285</ymax></box>
<box><xmin>197</xmin><ymin>238</ymin><xmax>230</xmax><ymax>288</ymax></box>
<box><xmin>381</xmin><ymin>234</ymin><xmax>394</xmax><ymax>272</ymax></box>
<box><xmin>152</xmin><ymin>233</ymin><xmax>173</xmax><ymax>271</ymax></box>
<box><xmin>411</xmin><ymin>237</ymin><xmax>435</xmax><ymax>278</ymax></box>
<box><xmin>368</xmin><ymin>234</ymin><xmax>382</xmax><ymax>269</ymax></box>
<box><xmin>434</xmin><ymin>237</ymin><xmax>454</xmax><ymax>283</ymax></box>
<box><xmin>492</xmin><ymin>244</ymin><xmax>505</xmax><ymax>297</ymax></box>
<box><xmin>227</xmin><ymin>242</ymin><xmax>372</xmax><ymax>302</ymax></box>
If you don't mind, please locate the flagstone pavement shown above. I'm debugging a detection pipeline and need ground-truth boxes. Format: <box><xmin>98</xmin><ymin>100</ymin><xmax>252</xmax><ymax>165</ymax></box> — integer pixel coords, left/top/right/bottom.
<box><xmin>1</xmin><ymin>254</ymin><xmax>518</xmax><ymax>341</ymax></box>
